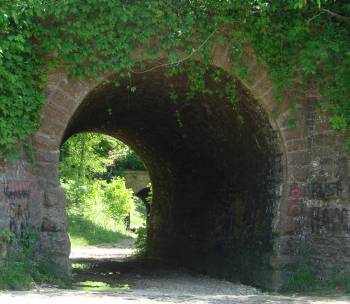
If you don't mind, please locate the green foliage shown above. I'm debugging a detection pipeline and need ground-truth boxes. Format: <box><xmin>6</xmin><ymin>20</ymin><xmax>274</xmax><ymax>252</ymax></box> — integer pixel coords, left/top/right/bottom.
<box><xmin>60</xmin><ymin>132</ymin><xmax>145</xmax><ymax>247</ymax></box>
<box><xmin>327</xmin><ymin>272</ymin><xmax>350</xmax><ymax>294</ymax></box>
<box><xmin>74</xmin><ymin>280</ymin><xmax>129</xmax><ymax>292</ymax></box>
<box><xmin>1</xmin><ymin>1</ymin><xmax>349</xmax><ymax>157</ymax></box>
<box><xmin>0</xmin><ymin>252</ymin><xmax>67</xmax><ymax>290</ymax></box>
<box><xmin>60</xmin><ymin>133</ymin><xmax>145</xmax><ymax>182</ymax></box>
<box><xmin>282</xmin><ymin>267</ymin><xmax>319</xmax><ymax>292</ymax></box>
<box><xmin>282</xmin><ymin>267</ymin><xmax>350</xmax><ymax>295</ymax></box>
<box><xmin>135</xmin><ymin>227</ymin><xmax>147</xmax><ymax>257</ymax></box>
<box><xmin>0</xmin><ymin>1</ymin><xmax>46</xmax><ymax>158</ymax></box>
<box><xmin>0</xmin><ymin>254</ymin><xmax>35</xmax><ymax>290</ymax></box>
<box><xmin>228</xmin><ymin>0</ymin><xmax>350</xmax><ymax>137</ymax></box>
<box><xmin>131</xmin><ymin>198</ymin><xmax>147</xmax><ymax>227</ymax></box>
<box><xmin>60</xmin><ymin>133</ymin><xmax>117</xmax><ymax>182</ymax></box>
<box><xmin>62</xmin><ymin>179</ymin><xmax>103</xmax><ymax>210</ymax></box>
<box><xmin>281</xmin><ymin>243</ymin><xmax>350</xmax><ymax>295</ymax></box>
<box><xmin>104</xmin><ymin>177</ymin><xmax>134</xmax><ymax>224</ymax></box>
<box><xmin>68</xmin><ymin>214</ymin><xmax>131</xmax><ymax>247</ymax></box>
<box><xmin>0</xmin><ymin>228</ymin><xmax>15</xmax><ymax>243</ymax></box>
<box><xmin>0</xmin><ymin>226</ymin><xmax>66</xmax><ymax>290</ymax></box>
<box><xmin>146</xmin><ymin>183</ymin><xmax>153</xmax><ymax>204</ymax></box>
<box><xmin>64</xmin><ymin>177</ymin><xmax>134</xmax><ymax>228</ymax></box>
<box><xmin>62</xmin><ymin>178</ymin><xmax>134</xmax><ymax>247</ymax></box>
<box><xmin>19</xmin><ymin>226</ymin><xmax>38</xmax><ymax>257</ymax></box>
<box><xmin>112</xmin><ymin>151</ymin><xmax>145</xmax><ymax>174</ymax></box>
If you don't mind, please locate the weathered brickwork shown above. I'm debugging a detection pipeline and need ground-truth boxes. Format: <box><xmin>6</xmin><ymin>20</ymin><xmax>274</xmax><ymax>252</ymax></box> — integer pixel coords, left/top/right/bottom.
<box><xmin>0</xmin><ymin>43</ymin><xmax>348</xmax><ymax>289</ymax></box>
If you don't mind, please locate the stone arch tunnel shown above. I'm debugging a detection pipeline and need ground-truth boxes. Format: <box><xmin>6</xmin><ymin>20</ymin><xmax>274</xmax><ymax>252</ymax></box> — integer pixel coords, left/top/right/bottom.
<box><xmin>59</xmin><ymin>68</ymin><xmax>283</xmax><ymax>285</ymax></box>
<box><xmin>0</xmin><ymin>45</ymin><xmax>349</xmax><ymax>290</ymax></box>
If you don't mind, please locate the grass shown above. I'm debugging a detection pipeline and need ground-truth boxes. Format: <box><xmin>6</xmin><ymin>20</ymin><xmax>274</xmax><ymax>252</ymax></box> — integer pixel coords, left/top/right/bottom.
<box><xmin>0</xmin><ymin>253</ymin><xmax>67</xmax><ymax>290</ymax></box>
<box><xmin>68</xmin><ymin>214</ymin><xmax>133</xmax><ymax>247</ymax></box>
<box><xmin>68</xmin><ymin>200</ymin><xmax>146</xmax><ymax>248</ymax></box>
<box><xmin>281</xmin><ymin>268</ymin><xmax>350</xmax><ymax>296</ymax></box>
<box><xmin>0</xmin><ymin>226</ymin><xmax>68</xmax><ymax>291</ymax></box>
<box><xmin>74</xmin><ymin>280</ymin><xmax>129</xmax><ymax>291</ymax></box>
<box><xmin>72</xmin><ymin>262</ymin><xmax>93</xmax><ymax>270</ymax></box>
<box><xmin>0</xmin><ymin>255</ymin><xmax>34</xmax><ymax>290</ymax></box>
<box><xmin>130</xmin><ymin>198</ymin><xmax>147</xmax><ymax>228</ymax></box>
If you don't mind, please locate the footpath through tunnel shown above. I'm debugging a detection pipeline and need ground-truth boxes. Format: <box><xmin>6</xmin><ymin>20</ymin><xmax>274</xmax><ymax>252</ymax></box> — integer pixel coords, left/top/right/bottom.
<box><xmin>59</xmin><ymin>67</ymin><xmax>283</xmax><ymax>287</ymax></box>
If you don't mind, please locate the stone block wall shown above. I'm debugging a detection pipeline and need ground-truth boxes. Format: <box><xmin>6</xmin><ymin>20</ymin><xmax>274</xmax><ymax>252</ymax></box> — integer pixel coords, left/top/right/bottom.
<box><xmin>0</xmin><ymin>42</ymin><xmax>348</xmax><ymax>290</ymax></box>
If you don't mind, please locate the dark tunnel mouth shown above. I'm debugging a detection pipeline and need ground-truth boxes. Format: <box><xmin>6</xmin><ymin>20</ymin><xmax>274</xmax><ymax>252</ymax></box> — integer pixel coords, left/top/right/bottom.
<box><xmin>61</xmin><ymin>67</ymin><xmax>283</xmax><ymax>285</ymax></box>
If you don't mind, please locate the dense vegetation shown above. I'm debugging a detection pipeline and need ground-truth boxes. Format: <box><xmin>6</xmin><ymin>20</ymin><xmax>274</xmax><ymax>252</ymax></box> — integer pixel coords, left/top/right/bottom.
<box><xmin>60</xmin><ymin>133</ymin><xmax>146</xmax><ymax>247</ymax></box>
<box><xmin>0</xmin><ymin>0</ymin><xmax>349</xmax><ymax>158</ymax></box>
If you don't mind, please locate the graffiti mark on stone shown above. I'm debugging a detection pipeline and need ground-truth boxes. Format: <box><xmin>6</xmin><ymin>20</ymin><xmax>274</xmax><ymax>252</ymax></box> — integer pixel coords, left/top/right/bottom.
<box><xmin>310</xmin><ymin>181</ymin><xmax>344</xmax><ymax>199</ymax></box>
<box><xmin>288</xmin><ymin>185</ymin><xmax>302</xmax><ymax>217</ymax></box>
<box><xmin>9</xmin><ymin>200</ymin><xmax>29</xmax><ymax>238</ymax></box>
<box><xmin>310</xmin><ymin>207</ymin><xmax>350</xmax><ymax>234</ymax></box>
<box><xmin>4</xmin><ymin>186</ymin><xmax>31</xmax><ymax>199</ymax></box>
<box><xmin>1</xmin><ymin>181</ymin><xmax>32</xmax><ymax>200</ymax></box>
<box><xmin>289</xmin><ymin>185</ymin><xmax>303</xmax><ymax>199</ymax></box>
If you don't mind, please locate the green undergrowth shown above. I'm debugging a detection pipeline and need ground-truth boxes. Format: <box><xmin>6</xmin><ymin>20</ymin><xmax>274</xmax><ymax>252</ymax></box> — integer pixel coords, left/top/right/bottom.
<box><xmin>280</xmin><ymin>244</ymin><xmax>350</xmax><ymax>296</ymax></box>
<box><xmin>68</xmin><ymin>214</ymin><xmax>133</xmax><ymax>248</ymax></box>
<box><xmin>0</xmin><ymin>228</ymin><xmax>68</xmax><ymax>291</ymax></box>
<box><xmin>61</xmin><ymin>133</ymin><xmax>146</xmax><ymax>248</ymax></box>
<box><xmin>67</xmin><ymin>194</ymin><xmax>146</xmax><ymax>248</ymax></box>
<box><xmin>67</xmin><ymin>195</ymin><xmax>146</xmax><ymax>248</ymax></box>
<box><xmin>134</xmin><ymin>227</ymin><xmax>147</xmax><ymax>257</ymax></box>
<box><xmin>0</xmin><ymin>255</ymin><xmax>68</xmax><ymax>290</ymax></box>
<box><xmin>130</xmin><ymin>198</ymin><xmax>147</xmax><ymax>228</ymax></box>
<box><xmin>281</xmin><ymin>264</ymin><xmax>350</xmax><ymax>296</ymax></box>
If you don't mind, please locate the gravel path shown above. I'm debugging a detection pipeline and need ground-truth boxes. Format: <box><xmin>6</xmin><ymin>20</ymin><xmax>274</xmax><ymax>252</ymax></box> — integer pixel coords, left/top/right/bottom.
<box><xmin>1</xmin><ymin>284</ymin><xmax>349</xmax><ymax>304</ymax></box>
<box><xmin>0</xmin><ymin>243</ymin><xmax>348</xmax><ymax>304</ymax></box>
<box><xmin>70</xmin><ymin>239</ymin><xmax>135</xmax><ymax>261</ymax></box>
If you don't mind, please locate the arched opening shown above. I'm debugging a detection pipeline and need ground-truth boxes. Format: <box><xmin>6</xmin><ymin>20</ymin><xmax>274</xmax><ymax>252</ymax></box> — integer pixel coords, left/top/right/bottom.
<box><xmin>59</xmin><ymin>133</ymin><xmax>149</xmax><ymax>249</ymax></box>
<box><xmin>56</xmin><ymin>66</ymin><xmax>283</xmax><ymax>286</ymax></box>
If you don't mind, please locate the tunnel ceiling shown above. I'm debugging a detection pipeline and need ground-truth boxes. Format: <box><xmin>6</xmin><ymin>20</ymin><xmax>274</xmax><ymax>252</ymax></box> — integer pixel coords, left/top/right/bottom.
<box><xmin>62</xmin><ymin>66</ymin><xmax>282</xmax><ymax>283</ymax></box>
<box><xmin>63</xmin><ymin>68</ymin><xmax>276</xmax><ymax>176</ymax></box>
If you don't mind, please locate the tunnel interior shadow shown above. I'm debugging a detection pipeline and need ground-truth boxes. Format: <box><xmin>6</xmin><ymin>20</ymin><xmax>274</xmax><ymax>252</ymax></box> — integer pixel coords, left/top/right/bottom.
<box><xmin>62</xmin><ymin>66</ymin><xmax>283</xmax><ymax>287</ymax></box>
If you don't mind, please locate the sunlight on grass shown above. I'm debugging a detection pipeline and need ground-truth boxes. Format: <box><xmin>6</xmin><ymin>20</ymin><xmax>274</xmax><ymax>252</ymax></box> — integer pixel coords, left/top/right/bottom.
<box><xmin>68</xmin><ymin>215</ymin><xmax>134</xmax><ymax>248</ymax></box>
<box><xmin>130</xmin><ymin>198</ymin><xmax>147</xmax><ymax>228</ymax></box>
<box><xmin>68</xmin><ymin>196</ymin><xmax>146</xmax><ymax>248</ymax></box>
<box><xmin>72</xmin><ymin>263</ymin><xmax>93</xmax><ymax>270</ymax></box>
<box><xmin>74</xmin><ymin>281</ymin><xmax>130</xmax><ymax>291</ymax></box>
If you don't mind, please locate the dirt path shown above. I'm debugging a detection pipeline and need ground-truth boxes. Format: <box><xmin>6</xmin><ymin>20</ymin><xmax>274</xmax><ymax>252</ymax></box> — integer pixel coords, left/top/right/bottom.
<box><xmin>69</xmin><ymin>239</ymin><xmax>135</xmax><ymax>261</ymax></box>
<box><xmin>0</xmin><ymin>243</ymin><xmax>349</xmax><ymax>304</ymax></box>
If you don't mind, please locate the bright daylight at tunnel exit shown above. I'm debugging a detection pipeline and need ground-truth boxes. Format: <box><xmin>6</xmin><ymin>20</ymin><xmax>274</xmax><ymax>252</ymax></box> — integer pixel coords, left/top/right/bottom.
<box><xmin>0</xmin><ymin>1</ymin><xmax>349</xmax><ymax>303</ymax></box>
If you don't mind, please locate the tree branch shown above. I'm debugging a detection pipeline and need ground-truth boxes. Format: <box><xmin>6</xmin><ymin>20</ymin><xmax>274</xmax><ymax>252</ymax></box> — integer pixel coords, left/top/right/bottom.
<box><xmin>130</xmin><ymin>28</ymin><xmax>218</xmax><ymax>74</ymax></box>
<box><xmin>321</xmin><ymin>8</ymin><xmax>350</xmax><ymax>26</ymax></box>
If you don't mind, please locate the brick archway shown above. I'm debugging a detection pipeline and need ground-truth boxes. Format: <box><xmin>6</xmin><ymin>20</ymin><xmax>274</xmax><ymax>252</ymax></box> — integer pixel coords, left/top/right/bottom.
<box><xmin>32</xmin><ymin>46</ymin><xmax>289</xmax><ymax>289</ymax></box>
<box><xmin>0</xmin><ymin>42</ymin><xmax>349</xmax><ymax>290</ymax></box>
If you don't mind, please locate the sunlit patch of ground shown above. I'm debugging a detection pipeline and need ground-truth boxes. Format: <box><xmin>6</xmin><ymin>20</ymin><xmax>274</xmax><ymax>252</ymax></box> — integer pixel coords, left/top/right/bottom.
<box><xmin>70</xmin><ymin>239</ymin><xmax>135</xmax><ymax>261</ymax></box>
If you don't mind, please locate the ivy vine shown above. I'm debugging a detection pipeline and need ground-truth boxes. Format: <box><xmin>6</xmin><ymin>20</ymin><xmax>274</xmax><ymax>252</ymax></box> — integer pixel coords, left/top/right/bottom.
<box><xmin>0</xmin><ymin>0</ymin><xmax>349</xmax><ymax>158</ymax></box>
